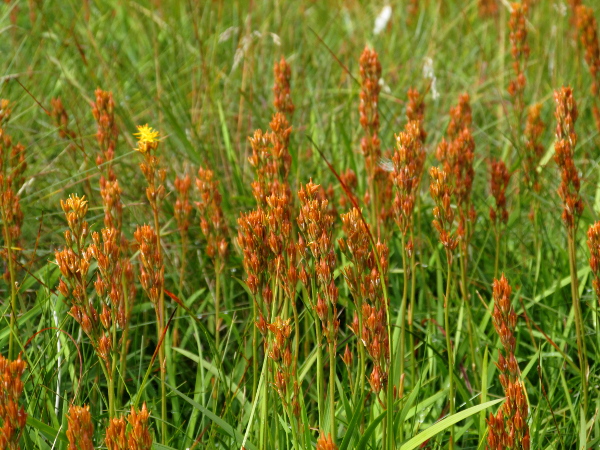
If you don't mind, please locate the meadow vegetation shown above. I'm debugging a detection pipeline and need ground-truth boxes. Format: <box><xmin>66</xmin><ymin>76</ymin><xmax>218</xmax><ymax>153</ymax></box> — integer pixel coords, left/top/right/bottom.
<box><xmin>1</xmin><ymin>0</ymin><xmax>600</xmax><ymax>448</ymax></box>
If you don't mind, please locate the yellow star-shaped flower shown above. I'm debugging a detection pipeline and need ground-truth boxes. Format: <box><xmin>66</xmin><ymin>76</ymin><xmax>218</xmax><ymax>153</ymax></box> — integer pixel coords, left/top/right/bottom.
<box><xmin>134</xmin><ymin>124</ymin><xmax>160</xmax><ymax>153</ymax></box>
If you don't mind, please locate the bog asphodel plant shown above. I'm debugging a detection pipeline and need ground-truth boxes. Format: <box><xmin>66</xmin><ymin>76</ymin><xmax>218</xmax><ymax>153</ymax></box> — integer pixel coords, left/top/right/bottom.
<box><xmin>429</xmin><ymin>166</ymin><xmax>458</xmax><ymax>449</ymax></box>
<box><xmin>56</xmin><ymin>194</ymin><xmax>120</xmax><ymax>418</ymax></box>
<box><xmin>0</xmin><ymin>100</ymin><xmax>27</xmax><ymax>360</ymax></box>
<box><xmin>392</xmin><ymin>120</ymin><xmax>426</xmax><ymax>394</ymax></box>
<box><xmin>133</xmin><ymin>123</ymin><xmax>168</xmax><ymax>442</ymax></box>
<box><xmin>553</xmin><ymin>87</ymin><xmax>588</xmax><ymax>415</ymax></box>
<box><xmin>487</xmin><ymin>275</ymin><xmax>530</xmax><ymax>450</ymax></box>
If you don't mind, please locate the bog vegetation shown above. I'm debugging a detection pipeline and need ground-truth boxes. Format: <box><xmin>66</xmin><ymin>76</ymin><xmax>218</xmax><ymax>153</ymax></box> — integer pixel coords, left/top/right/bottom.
<box><xmin>1</xmin><ymin>0</ymin><xmax>600</xmax><ymax>449</ymax></box>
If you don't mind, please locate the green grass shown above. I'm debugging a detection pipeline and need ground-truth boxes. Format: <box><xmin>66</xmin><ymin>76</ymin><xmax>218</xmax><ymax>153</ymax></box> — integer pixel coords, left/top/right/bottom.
<box><xmin>1</xmin><ymin>0</ymin><xmax>600</xmax><ymax>448</ymax></box>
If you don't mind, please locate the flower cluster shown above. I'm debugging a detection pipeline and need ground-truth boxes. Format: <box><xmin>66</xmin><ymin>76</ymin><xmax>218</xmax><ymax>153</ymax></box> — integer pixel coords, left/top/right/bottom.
<box><xmin>587</xmin><ymin>221</ymin><xmax>600</xmax><ymax>302</ymax></box>
<box><xmin>273</xmin><ymin>56</ymin><xmax>294</xmax><ymax>119</ymax></box>
<box><xmin>392</xmin><ymin>120</ymin><xmax>426</xmax><ymax>243</ymax></box>
<box><xmin>298</xmin><ymin>181</ymin><xmax>339</xmax><ymax>344</ymax></box>
<box><xmin>508</xmin><ymin>3</ymin><xmax>530</xmax><ymax>114</ymax></box>
<box><xmin>50</xmin><ymin>97</ymin><xmax>76</xmax><ymax>141</ymax></box>
<box><xmin>316</xmin><ymin>432</ymin><xmax>338</xmax><ymax>450</ymax></box>
<box><xmin>406</xmin><ymin>88</ymin><xmax>427</xmax><ymax>143</ymax></box>
<box><xmin>196</xmin><ymin>167</ymin><xmax>229</xmax><ymax>262</ymax></box>
<box><xmin>339</xmin><ymin>208</ymin><xmax>389</xmax><ymax>394</ymax></box>
<box><xmin>67</xmin><ymin>404</ymin><xmax>94</xmax><ymax>450</ymax></box>
<box><xmin>437</xmin><ymin>93</ymin><xmax>476</xmax><ymax>240</ymax></box>
<box><xmin>247</xmin><ymin>120</ymin><xmax>292</xmax><ymax>209</ymax></box>
<box><xmin>0</xmin><ymin>355</ymin><xmax>27</xmax><ymax>449</ymax></box>
<box><xmin>576</xmin><ymin>5</ymin><xmax>600</xmax><ymax>131</ymax></box>
<box><xmin>92</xmin><ymin>89</ymin><xmax>119</xmax><ymax>174</ymax></box>
<box><xmin>358</xmin><ymin>46</ymin><xmax>382</xmax><ymax>177</ymax></box>
<box><xmin>134</xmin><ymin>124</ymin><xmax>166</xmax><ymax>211</ymax></box>
<box><xmin>429</xmin><ymin>167</ymin><xmax>458</xmax><ymax>255</ymax></box>
<box><xmin>174</xmin><ymin>173</ymin><xmax>193</xmax><ymax>235</ymax></box>
<box><xmin>134</xmin><ymin>225</ymin><xmax>164</xmax><ymax>321</ymax></box>
<box><xmin>0</xmin><ymin>100</ymin><xmax>26</xmax><ymax>281</ymax></box>
<box><xmin>238</xmin><ymin>209</ymin><xmax>270</xmax><ymax>308</ymax></box>
<box><xmin>267</xmin><ymin>316</ymin><xmax>300</xmax><ymax>416</ymax></box>
<box><xmin>523</xmin><ymin>104</ymin><xmax>545</xmax><ymax>192</ymax></box>
<box><xmin>553</xmin><ymin>87</ymin><xmax>583</xmax><ymax>229</ymax></box>
<box><xmin>105</xmin><ymin>403</ymin><xmax>152</xmax><ymax>450</ymax></box>
<box><xmin>487</xmin><ymin>275</ymin><xmax>530</xmax><ymax>450</ymax></box>
<box><xmin>489</xmin><ymin>159</ymin><xmax>511</xmax><ymax>227</ymax></box>
<box><xmin>479</xmin><ymin>0</ymin><xmax>499</xmax><ymax>17</ymax></box>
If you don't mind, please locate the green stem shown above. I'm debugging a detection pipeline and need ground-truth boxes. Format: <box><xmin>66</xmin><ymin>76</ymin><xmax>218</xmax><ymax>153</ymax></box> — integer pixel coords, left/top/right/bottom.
<box><xmin>494</xmin><ymin>228</ymin><xmax>501</xmax><ymax>280</ymax></box>
<box><xmin>399</xmin><ymin>234</ymin><xmax>409</xmax><ymax>443</ymax></box>
<box><xmin>329</xmin><ymin>341</ymin><xmax>336</xmax><ymax>442</ymax></box>
<box><xmin>567</xmin><ymin>229</ymin><xmax>588</xmax><ymax>415</ymax></box>
<box><xmin>316</xmin><ymin>321</ymin><xmax>324</xmax><ymax>429</ymax></box>
<box><xmin>215</xmin><ymin>259</ymin><xmax>221</xmax><ymax>351</ymax></box>
<box><xmin>409</xmin><ymin>250</ymin><xmax>417</xmax><ymax>390</ymax></box>
<box><xmin>118</xmin><ymin>272</ymin><xmax>131</xmax><ymax>402</ymax></box>
<box><xmin>5</xmin><ymin>229</ymin><xmax>17</xmax><ymax>361</ymax></box>
<box><xmin>153</xmin><ymin>205</ymin><xmax>167</xmax><ymax>444</ymax></box>
<box><xmin>444</xmin><ymin>252</ymin><xmax>455</xmax><ymax>450</ymax></box>
<box><xmin>260</xmin><ymin>358</ymin><xmax>270</xmax><ymax>448</ymax></box>
<box><xmin>459</xmin><ymin>241</ymin><xmax>478</xmax><ymax>389</ymax></box>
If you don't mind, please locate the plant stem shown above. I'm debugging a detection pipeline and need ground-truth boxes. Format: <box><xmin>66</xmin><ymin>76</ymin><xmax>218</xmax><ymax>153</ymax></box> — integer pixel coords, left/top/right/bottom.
<box><xmin>5</xmin><ymin>228</ymin><xmax>17</xmax><ymax>361</ymax></box>
<box><xmin>215</xmin><ymin>259</ymin><xmax>221</xmax><ymax>351</ymax></box>
<box><xmin>494</xmin><ymin>228</ymin><xmax>501</xmax><ymax>279</ymax></box>
<box><xmin>253</xmin><ymin>300</ymin><xmax>259</xmax><ymax>400</ymax></box>
<box><xmin>459</xmin><ymin>241</ymin><xmax>478</xmax><ymax>389</ymax></box>
<box><xmin>153</xmin><ymin>206</ymin><xmax>167</xmax><ymax>444</ymax></box>
<box><xmin>316</xmin><ymin>320</ymin><xmax>324</xmax><ymax>429</ymax></box>
<box><xmin>328</xmin><ymin>341</ymin><xmax>336</xmax><ymax>442</ymax></box>
<box><xmin>444</xmin><ymin>252</ymin><xmax>455</xmax><ymax>450</ymax></box>
<box><xmin>567</xmin><ymin>228</ymin><xmax>588</xmax><ymax>414</ymax></box>
<box><xmin>399</xmin><ymin>234</ymin><xmax>409</xmax><ymax>443</ymax></box>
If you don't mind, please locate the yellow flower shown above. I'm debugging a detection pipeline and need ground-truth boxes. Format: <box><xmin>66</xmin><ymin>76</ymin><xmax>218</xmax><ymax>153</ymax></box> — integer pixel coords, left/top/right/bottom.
<box><xmin>134</xmin><ymin>124</ymin><xmax>160</xmax><ymax>153</ymax></box>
